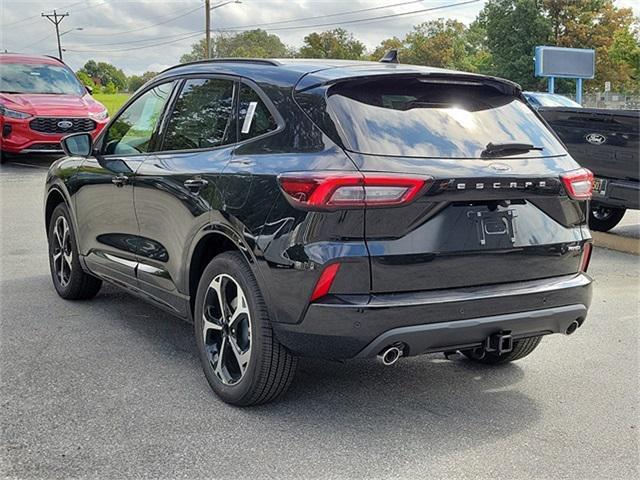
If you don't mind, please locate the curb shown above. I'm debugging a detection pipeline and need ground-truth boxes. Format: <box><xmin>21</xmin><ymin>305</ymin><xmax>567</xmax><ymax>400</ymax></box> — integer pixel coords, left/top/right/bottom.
<box><xmin>592</xmin><ymin>231</ymin><xmax>640</xmax><ymax>255</ymax></box>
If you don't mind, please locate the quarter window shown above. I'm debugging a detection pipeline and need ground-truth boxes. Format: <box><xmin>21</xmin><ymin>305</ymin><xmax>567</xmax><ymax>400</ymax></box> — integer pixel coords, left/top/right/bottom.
<box><xmin>162</xmin><ymin>78</ymin><xmax>235</xmax><ymax>151</ymax></box>
<box><xmin>103</xmin><ymin>82</ymin><xmax>173</xmax><ymax>155</ymax></box>
<box><xmin>238</xmin><ymin>84</ymin><xmax>277</xmax><ymax>141</ymax></box>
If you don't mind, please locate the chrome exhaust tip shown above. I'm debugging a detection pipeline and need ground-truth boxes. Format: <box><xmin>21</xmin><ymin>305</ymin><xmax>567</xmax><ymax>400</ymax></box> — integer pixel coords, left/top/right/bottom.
<box><xmin>377</xmin><ymin>346</ymin><xmax>403</xmax><ymax>366</ymax></box>
<box><xmin>565</xmin><ymin>320</ymin><xmax>580</xmax><ymax>335</ymax></box>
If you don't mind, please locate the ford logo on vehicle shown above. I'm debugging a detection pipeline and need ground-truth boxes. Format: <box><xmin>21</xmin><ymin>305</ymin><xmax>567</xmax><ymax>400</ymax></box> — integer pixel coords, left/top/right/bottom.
<box><xmin>585</xmin><ymin>133</ymin><xmax>606</xmax><ymax>145</ymax></box>
<box><xmin>57</xmin><ymin>120</ymin><xmax>74</xmax><ymax>130</ymax></box>
<box><xmin>487</xmin><ymin>163</ymin><xmax>511</xmax><ymax>172</ymax></box>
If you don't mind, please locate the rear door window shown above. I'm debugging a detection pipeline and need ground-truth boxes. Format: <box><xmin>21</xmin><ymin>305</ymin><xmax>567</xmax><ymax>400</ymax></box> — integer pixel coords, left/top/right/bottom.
<box><xmin>301</xmin><ymin>77</ymin><xmax>566</xmax><ymax>158</ymax></box>
<box><xmin>162</xmin><ymin>78</ymin><xmax>235</xmax><ymax>151</ymax></box>
<box><xmin>238</xmin><ymin>84</ymin><xmax>277</xmax><ymax>141</ymax></box>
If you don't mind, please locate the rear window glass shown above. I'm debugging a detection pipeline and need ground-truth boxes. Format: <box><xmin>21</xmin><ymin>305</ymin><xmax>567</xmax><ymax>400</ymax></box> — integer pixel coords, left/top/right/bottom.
<box><xmin>307</xmin><ymin>78</ymin><xmax>565</xmax><ymax>158</ymax></box>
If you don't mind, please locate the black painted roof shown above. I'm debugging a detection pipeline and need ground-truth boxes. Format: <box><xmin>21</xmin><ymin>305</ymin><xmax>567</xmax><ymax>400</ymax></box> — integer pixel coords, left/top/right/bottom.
<box><xmin>156</xmin><ymin>58</ymin><xmax>520</xmax><ymax>93</ymax></box>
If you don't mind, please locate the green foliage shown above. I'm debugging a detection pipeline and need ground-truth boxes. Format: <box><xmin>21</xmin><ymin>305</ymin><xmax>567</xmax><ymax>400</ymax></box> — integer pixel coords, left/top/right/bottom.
<box><xmin>610</xmin><ymin>28</ymin><xmax>640</xmax><ymax>90</ymax></box>
<box><xmin>75</xmin><ymin>71</ymin><xmax>95</xmax><ymax>90</ymax></box>
<box><xmin>127</xmin><ymin>71</ymin><xmax>158</xmax><ymax>93</ymax></box>
<box><xmin>478</xmin><ymin>0</ymin><xmax>551</xmax><ymax>89</ymax></box>
<box><xmin>299</xmin><ymin>28</ymin><xmax>365</xmax><ymax>59</ymax></box>
<box><xmin>369</xmin><ymin>37</ymin><xmax>404</xmax><ymax>62</ymax></box>
<box><xmin>403</xmin><ymin>19</ymin><xmax>470</xmax><ymax>69</ymax></box>
<box><xmin>102</xmin><ymin>81</ymin><xmax>117</xmax><ymax>95</ymax></box>
<box><xmin>180</xmin><ymin>29</ymin><xmax>289</xmax><ymax>63</ymax></box>
<box><xmin>78</xmin><ymin>60</ymin><xmax>127</xmax><ymax>91</ymax></box>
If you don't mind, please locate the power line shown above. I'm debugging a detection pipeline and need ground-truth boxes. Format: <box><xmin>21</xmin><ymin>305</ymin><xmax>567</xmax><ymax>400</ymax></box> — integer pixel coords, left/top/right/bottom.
<box><xmin>1</xmin><ymin>0</ymin><xmax>89</xmax><ymax>28</ymax></box>
<box><xmin>63</xmin><ymin>0</ymin><xmax>481</xmax><ymax>54</ymax></box>
<box><xmin>67</xmin><ymin>29</ymin><xmax>205</xmax><ymax>47</ymax></box>
<box><xmin>217</xmin><ymin>0</ymin><xmax>429</xmax><ymax>31</ymax></box>
<box><xmin>225</xmin><ymin>0</ymin><xmax>482</xmax><ymax>32</ymax></box>
<box><xmin>64</xmin><ymin>31</ymin><xmax>204</xmax><ymax>53</ymax></box>
<box><xmin>77</xmin><ymin>3</ymin><xmax>203</xmax><ymax>36</ymax></box>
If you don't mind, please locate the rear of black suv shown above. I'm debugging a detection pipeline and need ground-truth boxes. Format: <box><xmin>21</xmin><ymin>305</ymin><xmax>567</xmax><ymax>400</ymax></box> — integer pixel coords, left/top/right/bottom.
<box><xmin>46</xmin><ymin>60</ymin><xmax>594</xmax><ymax>407</ymax></box>
<box><xmin>269</xmin><ymin>69</ymin><xmax>593</xmax><ymax>364</ymax></box>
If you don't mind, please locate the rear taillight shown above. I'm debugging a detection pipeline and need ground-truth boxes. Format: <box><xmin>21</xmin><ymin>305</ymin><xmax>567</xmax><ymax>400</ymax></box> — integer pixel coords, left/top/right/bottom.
<box><xmin>580</xmin><ymin>243</ymin><xmax>592</xmax><ymax>272</ymax></box>
<box><xmin>561</xmin><ymin>168</ymin><xmax>594</xmax><ymax>200</ymax></box>
<box><xmin>278</xmin><ymin>172</ymin><xmax>431</xmax><ymax>210</ymax></box>
<box><xmin>310</xmin><ymin>263</ymin><xmax>341</xmax><ymax>301</ymax></box>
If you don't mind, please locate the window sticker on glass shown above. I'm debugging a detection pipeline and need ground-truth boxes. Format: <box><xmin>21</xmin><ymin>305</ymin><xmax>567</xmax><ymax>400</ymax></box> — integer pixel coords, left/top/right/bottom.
<box><xmin>241</xmin><ymin>101</ymin><xmax>258</xmax><ymax>134</ymax></box>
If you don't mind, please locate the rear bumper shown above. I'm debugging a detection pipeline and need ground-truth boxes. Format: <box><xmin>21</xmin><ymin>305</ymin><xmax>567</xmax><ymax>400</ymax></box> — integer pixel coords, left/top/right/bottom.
<box><xmin>272</xmin><ymin>273</ymin><xmax>592</xmax><ymax>359</ymax></box>
<box><xmin>592</xmin><ymin>177</ymin><xmax>639</xmax><ymax>210</ymax></box>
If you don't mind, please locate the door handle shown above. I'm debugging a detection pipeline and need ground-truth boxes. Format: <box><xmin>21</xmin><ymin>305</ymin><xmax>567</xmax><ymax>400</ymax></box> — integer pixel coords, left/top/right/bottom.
<box><xmin>111</xmin><ymin>174</ymin><xmax>129</xmax><ymax>187</ymax></box>
<box><xmin>184</xmin><ymin>177</ymin><xmax>209</xmax><ymax>193</ymax></box>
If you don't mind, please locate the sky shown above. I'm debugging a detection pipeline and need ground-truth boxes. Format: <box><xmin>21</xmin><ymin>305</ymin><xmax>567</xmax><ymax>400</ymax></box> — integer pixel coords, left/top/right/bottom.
<box><xmin>1</xmin><ymin>0</ymin><xmax>638</xmax><ymax>75</ymax></box>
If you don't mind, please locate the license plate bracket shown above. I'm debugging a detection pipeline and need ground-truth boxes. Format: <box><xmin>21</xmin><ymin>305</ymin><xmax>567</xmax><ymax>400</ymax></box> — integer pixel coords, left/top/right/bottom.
<box><xmin>467</xmin><ymin>208</ymin><xmax>516</xmax><ymax>248</ymax></box>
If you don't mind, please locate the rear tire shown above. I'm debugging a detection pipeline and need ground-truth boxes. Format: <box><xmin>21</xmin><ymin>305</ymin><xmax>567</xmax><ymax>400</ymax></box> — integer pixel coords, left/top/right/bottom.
<box><xmin>589</xmin><ymin>205</ymin><xmax>626</xmax><ymax>232</ymax></box>
<box><xmin>462</xmin><ymin>336</ymin><xmax>542</xmax><ymax>365</ymax></box>
<box><xmin>195</xmin><ymin>251</ymin><xmax>297</xmax><ymax>406</ymax></box>
<box><xmin>48</xmin><ymin>204</ymin><xmax>102</xmax><ymax>300</ymax></box>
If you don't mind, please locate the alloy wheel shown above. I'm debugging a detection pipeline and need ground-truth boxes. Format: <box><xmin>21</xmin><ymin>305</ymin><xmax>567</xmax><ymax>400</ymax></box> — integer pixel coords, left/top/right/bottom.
<box><xmin>52</xmin><ymin>215</ymin><xmax>73</xmax><ymax>288</ymax></box>
<box><xmin>202</xmin><ymin>273</ymin><xmax>252</xmax><ymax>385</ymax></box>
<box><xmin>592</xmin><ymin>205</ymin><xmax>614</xmax><ymax>220</ymax></box>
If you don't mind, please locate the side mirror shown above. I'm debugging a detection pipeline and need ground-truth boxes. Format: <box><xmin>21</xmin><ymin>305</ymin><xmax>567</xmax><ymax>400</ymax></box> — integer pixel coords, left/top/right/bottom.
<box><xmin>61</xmin><ymin>133</ymin><xmax>93</xmax><ymax>157</ymax></box>
<box><xmin>85</xmin><ymin>85</ymin><xmax>93</xmax><ymax>95</ymax></box>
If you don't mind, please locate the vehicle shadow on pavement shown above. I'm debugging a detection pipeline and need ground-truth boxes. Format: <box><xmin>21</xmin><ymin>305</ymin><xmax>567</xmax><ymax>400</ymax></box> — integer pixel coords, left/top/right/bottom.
<box><xmin>3</xmin><ymin>276</ymin><xmax>541</xmax><ymax>473</ymax></box>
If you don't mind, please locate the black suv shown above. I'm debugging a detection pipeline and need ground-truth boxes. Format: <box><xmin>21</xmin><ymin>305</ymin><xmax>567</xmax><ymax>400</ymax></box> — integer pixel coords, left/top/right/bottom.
<box><xmin>45</xmin><ymin>58</ymin><xmax>593</xmax><ymax>406</ymax></box>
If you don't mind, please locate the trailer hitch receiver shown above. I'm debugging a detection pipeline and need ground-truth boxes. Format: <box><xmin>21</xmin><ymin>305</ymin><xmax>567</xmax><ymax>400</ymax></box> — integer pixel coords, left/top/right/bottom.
<box><xmin>485</xmin><ymin>331</ymin><xmax>513</xmax><ymax>355</ymax></box>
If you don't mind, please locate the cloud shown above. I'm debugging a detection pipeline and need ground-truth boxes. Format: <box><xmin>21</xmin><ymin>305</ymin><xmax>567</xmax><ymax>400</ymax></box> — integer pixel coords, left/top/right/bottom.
<box><xmin>1</xmin><ymin>0</ymin><xmax>636</xmax><ymax>74</ymax></box>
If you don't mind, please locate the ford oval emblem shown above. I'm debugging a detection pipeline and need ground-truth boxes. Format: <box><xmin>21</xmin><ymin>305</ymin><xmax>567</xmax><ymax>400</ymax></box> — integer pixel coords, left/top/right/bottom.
<box><xmin>57</xmin><ymin>120</ymin><xmax>73</xmax><ymax>130</ymax></box>
<box><xmin>585</xmin><ymin>133</ymin><xmax>606</xmax><ymax>145</ymax></box>
<box><xmin>487</xmin><ymin>163</ymin><xmax>511</xmax><ymax>172</ymax></box>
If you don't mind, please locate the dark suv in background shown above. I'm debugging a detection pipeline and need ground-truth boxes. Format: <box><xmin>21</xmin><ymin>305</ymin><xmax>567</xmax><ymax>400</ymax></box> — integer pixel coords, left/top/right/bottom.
<box><xmin>45</xmin><ymin>58</ymin><xmax>593</xmax><ymax>406</ymax></box>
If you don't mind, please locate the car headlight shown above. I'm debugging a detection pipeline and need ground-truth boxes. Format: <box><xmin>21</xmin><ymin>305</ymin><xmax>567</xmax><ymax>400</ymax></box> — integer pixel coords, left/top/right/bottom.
<box><xmin>89</xmin><ymin>109</ymin><xmax>109</xmax><ymax>121</ymax></box>
<box><xmin>0</xmin><ymin>104</ymin><xmax>32</xmax><ymax>119</ymax></box>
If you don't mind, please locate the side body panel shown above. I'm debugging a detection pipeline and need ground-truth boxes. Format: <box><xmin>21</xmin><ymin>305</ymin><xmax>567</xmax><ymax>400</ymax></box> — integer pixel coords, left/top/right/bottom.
<box><xmin>73</xmin><ymin>155</ymin><xmax>145</xmax><ymax>287</ymax></box>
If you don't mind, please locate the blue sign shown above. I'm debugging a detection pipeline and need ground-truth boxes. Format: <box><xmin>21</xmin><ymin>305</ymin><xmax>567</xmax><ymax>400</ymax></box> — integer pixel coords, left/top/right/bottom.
<box><xmin>534</xmin><ymin>46</ymin><xmax>596</xmax><ymax>105</ymax></box>
<box><xmin>535</xmin><ymin>46</ymin><xmax>595</xmax><ymax>79</ymax></box>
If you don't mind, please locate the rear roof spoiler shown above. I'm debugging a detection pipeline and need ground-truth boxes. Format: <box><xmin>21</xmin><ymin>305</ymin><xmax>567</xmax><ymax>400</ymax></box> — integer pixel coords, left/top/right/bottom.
<box><xmin>295</xmin><ymin>70</ymin><xmax>522</xmax><ymax>96</ymax></box>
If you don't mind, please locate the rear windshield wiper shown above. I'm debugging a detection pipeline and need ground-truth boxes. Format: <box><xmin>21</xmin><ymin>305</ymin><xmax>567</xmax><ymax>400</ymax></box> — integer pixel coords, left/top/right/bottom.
<box><xmin>481</xmin><ymin>142</ymin><xmax>544</xmax><ymax>157</ymax></box>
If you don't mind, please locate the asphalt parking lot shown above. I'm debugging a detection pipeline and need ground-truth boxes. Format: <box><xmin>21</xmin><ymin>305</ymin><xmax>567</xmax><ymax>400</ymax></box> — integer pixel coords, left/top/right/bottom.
<box><xmin>1</xmin><ymin>156</ymin><xmax>638</xmax><ymax>480</ymax></box>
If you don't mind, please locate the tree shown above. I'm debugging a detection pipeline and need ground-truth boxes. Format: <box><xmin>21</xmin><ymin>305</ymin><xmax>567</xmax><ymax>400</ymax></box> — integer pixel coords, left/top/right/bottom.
<box><xmin>127</xmin><ymin>71</ymin><xmax>158</xmax><ymax>92</ymax></box>
<box><xmin>102</xmin><ymin>81</ymin><xmax>117</xmax><ymax>94</ymax></box>
<box><xmin>543</xmin><ymin>0</ymin><xmax>637</xmax><ymax>92</ymax></box>
<box><xmin>299</xmin><ymin>28</ymin><xmax>365</xmax><ymax>59</ymax></box>
<box><xmin>402</xmin><ymin>19</ymin><xmax>470</xmax><ymax>70</ymax></box>
<box><xmin>180</xmin><ymin>29</ymin><xmax>289</xmax><ymax>63</ymax></box>
<box><xmin>610</xmin><ymin>28</ymin><xmax>640</xmax><ymax>88</ymax></box>
<box><xmin>476</xmin><ymin>0</ymin><xmax>551</xmax><ymax>89</ymax></box>
<box><xmin>369</xmin><ymin>37</ymin><xmax>404</xmax><ymax>62</ymax></box>
<box><xmin>78</xmin><ymin>60</ymin><xmax>127</xmax><ymax>91</ymax></box>
<box><xmin>75</xmin><ymin>71</ymin><xmax>95</xmax><ymax>90</ymax></box>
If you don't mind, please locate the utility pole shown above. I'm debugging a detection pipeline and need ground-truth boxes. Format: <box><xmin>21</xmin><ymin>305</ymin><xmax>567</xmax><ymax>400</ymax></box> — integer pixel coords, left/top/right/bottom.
<box><xmin>205</xmin><ymin>0</ymin><xmax>211</xmax><ymax>59</ymax></box>
<box><xmin>42</xmin><ymin>10</ymin><xmax>69</xmax><ymax>60</ymax></box>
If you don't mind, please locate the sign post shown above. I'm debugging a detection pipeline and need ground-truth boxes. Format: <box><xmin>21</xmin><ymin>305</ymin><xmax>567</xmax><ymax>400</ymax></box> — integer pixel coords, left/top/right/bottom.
<box><xmin>534</xmin><ymin>46</ymin><xmax>595</xmax><ymax>105</ymax></box>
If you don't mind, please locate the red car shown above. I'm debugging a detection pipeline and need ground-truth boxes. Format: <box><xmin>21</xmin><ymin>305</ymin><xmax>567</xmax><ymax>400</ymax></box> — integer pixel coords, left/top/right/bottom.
<box><xmin>0</xmin><ymin>53</ymin><xmax>109</xmax><ymax>158</ymax></box>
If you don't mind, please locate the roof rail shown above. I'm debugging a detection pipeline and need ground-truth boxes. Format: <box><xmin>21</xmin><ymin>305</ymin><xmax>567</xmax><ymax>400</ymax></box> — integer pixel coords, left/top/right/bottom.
<box><xmin>161</xmin><ymin>58</ymin><xmax>281</xmax><ymax>73</ymax></box>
